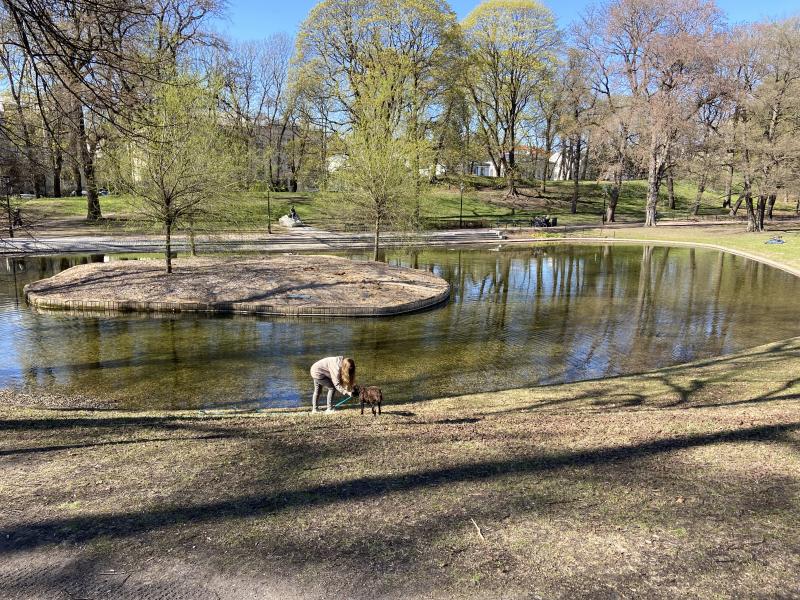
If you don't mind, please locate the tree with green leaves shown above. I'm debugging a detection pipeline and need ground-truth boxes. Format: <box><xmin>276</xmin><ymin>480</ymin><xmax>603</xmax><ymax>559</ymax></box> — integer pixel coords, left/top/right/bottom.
<box><xmin>329</xmin><ymin>60</ymin><xmax>426</xmax><ymax>261</ymax></box>
<box><xmin>462</xmin><ymin>0</ymin><xmax>559</xmax><ymax>197</ymax></box>
<box><xmin>295</xmin><ymin>0</ymin><xmax>461</xmax><ymax>128</ymax></box>
<box><xmin>296</xmin><ymin>0</ymin><xmax>457</xmax><ymax>247</ymax></box>
<box><xmin>109</xmin><ymin>78</ymin><xmax>241</xmax><ymax>273</ymax></box>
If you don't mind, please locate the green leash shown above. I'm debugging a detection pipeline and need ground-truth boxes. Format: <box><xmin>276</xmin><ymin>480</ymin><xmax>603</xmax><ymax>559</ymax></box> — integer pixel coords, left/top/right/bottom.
<box><xmin>334</xmin><ymin>394</ymin><xmax>355</xmax><ymax>408</ymax></box>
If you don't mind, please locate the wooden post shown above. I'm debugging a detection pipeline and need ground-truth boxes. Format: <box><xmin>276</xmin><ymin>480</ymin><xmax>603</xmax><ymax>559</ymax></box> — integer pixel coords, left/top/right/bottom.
<box><xmin>3</xmin><ymin>177</ymin><xmax>12</xmax><ymax>239</ymax></box>
<box><xmin>267</xmin><ymin>187</ymin><xmax>272</xmax><ymax>234</ymax></box>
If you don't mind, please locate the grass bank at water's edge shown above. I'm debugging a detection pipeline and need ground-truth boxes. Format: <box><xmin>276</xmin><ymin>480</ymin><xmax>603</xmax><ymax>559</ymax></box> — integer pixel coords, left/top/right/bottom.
<box><xmin>513</xmin><ymin>221</ymin><xmax>800</xmax><ymax>275</ymax></box>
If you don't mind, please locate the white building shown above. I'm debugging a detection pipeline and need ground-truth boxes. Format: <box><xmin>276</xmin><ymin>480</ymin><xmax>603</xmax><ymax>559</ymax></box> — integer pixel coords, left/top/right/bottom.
<box><xmin>469</xmin><ymin>147</ymin><xmax>564</xmax><ymax>180</ymax></box>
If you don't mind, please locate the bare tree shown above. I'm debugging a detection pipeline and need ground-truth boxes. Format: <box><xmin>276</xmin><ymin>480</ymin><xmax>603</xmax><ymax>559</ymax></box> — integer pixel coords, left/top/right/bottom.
<box><xmin>528</xmin><ymin>85</ymin><xmax>560</xmax><ymax>195</ymax></box>
<box><xmin>730</xmin><ymin>19</ymin><xmax>800</xmax><ymax>232</ymax></box>
<box><xmin>588</xmin><ymin>0</ymin><xmax>725</xmax><ymax>226</ymax></box>
<box><xmin>1</xmin><ymin>0</ymin><xmax>223</xmax><ymax>220</ymax></box>
<box><xmin>219</xmin><ymin>35</ymin><xmax>295</xmax><ymax>191</ymax></box>
<box><xmin>557</xmin><ymin>49</ymin><xmax>595</xmax><ymax>214</ymax></box>
<box><xmin>0</xmin><ymin>32</ymin><xmax>45</xmax><ymax>196</ymax></box>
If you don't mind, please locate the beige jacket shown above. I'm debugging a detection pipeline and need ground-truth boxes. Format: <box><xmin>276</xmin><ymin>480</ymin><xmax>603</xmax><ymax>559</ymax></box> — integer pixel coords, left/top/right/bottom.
<box><xmin>310</xmin><ymin>356</ymin><xmax>349</xmax><ymax>394</ymax></box>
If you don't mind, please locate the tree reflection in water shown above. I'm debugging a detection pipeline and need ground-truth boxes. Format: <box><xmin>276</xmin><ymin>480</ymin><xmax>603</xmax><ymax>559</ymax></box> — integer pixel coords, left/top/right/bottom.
<box><xmin>1</xmin><ymin>245</ymin><xmax>798</xmax><ymax>410</ymax></box>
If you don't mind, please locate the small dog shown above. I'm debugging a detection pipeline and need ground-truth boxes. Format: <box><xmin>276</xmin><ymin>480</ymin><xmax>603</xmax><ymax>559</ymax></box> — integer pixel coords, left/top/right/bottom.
<box><xmin>353</xmin><ymin>384</ymin><xmax>382</xmax><ymax>416</ymax></box>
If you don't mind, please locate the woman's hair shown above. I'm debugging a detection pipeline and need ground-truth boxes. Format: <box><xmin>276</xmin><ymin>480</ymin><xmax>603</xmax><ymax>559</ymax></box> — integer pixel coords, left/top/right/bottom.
<box><xmin>341</xmin><ymin>357</ymin><xmax>356</xmax><ymax>391</ymax></box>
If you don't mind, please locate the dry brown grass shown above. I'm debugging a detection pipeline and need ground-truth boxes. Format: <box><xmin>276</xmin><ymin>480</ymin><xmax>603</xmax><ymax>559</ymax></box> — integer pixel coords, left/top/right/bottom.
<box><xmin>23</xmin><ymin>255</ymin><xmax>450</xmax><ymax>317</ymax></box>
<box><xmin>2</xmin><ymin>337</ymin><xmax>799</xmax><ymax>598</ymax></box>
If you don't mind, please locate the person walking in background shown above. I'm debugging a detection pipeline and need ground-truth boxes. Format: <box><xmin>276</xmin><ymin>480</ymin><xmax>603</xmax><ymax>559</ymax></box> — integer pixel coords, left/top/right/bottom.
<box><xmin>309</xmin><ymin>356</ymin><xmax>356</xmax><ymax>413</ymax></box>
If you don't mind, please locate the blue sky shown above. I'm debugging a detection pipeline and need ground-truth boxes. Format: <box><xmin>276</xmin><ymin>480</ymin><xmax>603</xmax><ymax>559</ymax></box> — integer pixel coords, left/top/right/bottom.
<box><xmin>216</xmin><ymin>0</ymin><xmax>798</xmax><ymax>41</ymax></box>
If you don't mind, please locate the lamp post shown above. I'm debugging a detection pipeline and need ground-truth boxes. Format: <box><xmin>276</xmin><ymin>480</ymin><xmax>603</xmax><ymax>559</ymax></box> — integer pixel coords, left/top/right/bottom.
<box><xmin>602</xmin><ymin>192</ymin><xmax>606</xmax><ymax>226</ymax></box>
<box><xmin>459</xmin><ymin>180</ymin><xmax>464</xmax><ymax>229</ymax></box>
<box><xmin>266</xmin><ymin>185</ymin><xmax>272</xmax><ymax>234</ymax></box>
<box><xmin>2</xmin><ymin>176</ymin><xmax>12</xmax><ymax>239</ymax></box>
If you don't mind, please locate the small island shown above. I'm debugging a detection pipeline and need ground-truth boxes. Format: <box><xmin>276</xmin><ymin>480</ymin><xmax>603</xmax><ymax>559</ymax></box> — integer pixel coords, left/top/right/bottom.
<box><xmin>24</xmin><ymin>255</ymin><xmax>450</xmax><ymax>317</ymax></box>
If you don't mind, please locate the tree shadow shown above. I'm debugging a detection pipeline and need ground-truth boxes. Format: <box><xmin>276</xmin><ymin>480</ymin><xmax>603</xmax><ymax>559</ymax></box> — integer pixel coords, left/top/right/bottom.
<box><xmin>3</xmin><ymin>419</ymin><xmax>797</xmax><ymax>554</ymax></box>
<box><xmin>0</xmin><ymin>433</ymin><xmax>233</xmax><ymax>457</ymax></box>
<box><xmin>0</xmin><ymin>415</ymin><xmax>238</xmax><ymax>438</ymax></box>
<box><xmin>477</xmin><ymin>338</ymin><xmax>800</xmax><ymax>415</ymax></box>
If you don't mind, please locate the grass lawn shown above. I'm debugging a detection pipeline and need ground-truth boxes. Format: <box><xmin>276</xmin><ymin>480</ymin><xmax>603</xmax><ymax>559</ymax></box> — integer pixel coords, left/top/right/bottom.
<box><xmin>20</xmin><ymin>192</ymin><xmax>308</xmax><ymax>232</ymax></box>
<box><xmin>540</xmin><ymin>221</ymin><xmax>800</xmax><ymax>274</ymax></box>
<box><xmin>2</xmin><ymin>337</ymin><xmax>799</xmax><ymax>598</ymax></box>
<box><xmin>21</xmin><ymin>178</ymin><xmax>797</xmax><ymax>234</ymax></box>
<box><xmin>421</xmin><ymin>177</ymin><xmax>743</xmax><ymax>226</ymax></box>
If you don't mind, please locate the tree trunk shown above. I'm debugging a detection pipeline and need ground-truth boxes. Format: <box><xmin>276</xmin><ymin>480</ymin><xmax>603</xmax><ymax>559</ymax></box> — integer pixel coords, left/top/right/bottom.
<box><xmin>540</xmin><ymin>139</ymin><xmax>551</xmax><ymax>195</ymax></box>
<box><xmin>557</xmin><ymin>142</ymin><xmax>569</xmax><ymax>181</ymax></box>
<box><xmin>667</xmin><ymin>173</ymin><xmax>675</xmax><ymax>210</ymax></box>
<box><xmin>77</xmin><ymin>110</ymin><xmax>101</xmax><ymax>220</ymax></box>
<box><xmin>539</xmin><ymin>156</ymin><xmax>549</xmax><ymax>194</ymax></box>
<box><xmin>722</xmin><ymin>164</ymin><xmax>733</xmax><ymax>208</ymax></box>
<box><xmin>5</xmin><ymin>193</ymin><xmax>13</xmax><ymax>238</ymax></box>
<box><xmin>188</xmin><ymin>217</ymin><xmax>197</xmax><ymax>257</ymax></box>
<box><xmin>645</xmin><ymin>134</ymin><xmax>668</xmax><ymax>227</ymax></box>
<box><xmin>580</xmin><ymin>139</ymin><xmax>589</xmax><ymax>180</ymax></box>
<box><xmin>766</xmin><ymin>193</ymin><xmax>777</xmax><ymax>220</ymax></box>
<box><xmin>645</xmin><ymin>168</ymin><xmax>660</xmax><ymax>227</ymax></box>
<box><xmin>571</xmin><ymin>137</ymin><xmax>581</xmax><ymax>214</ymax></box>
<box><xmin>756</xmin><ymin>195</ymin><xmax>766</xmax><ymax>231</ymax></box>
<box><xmin>33</xmin><ymin>173</ymin><xmax>43</xmax><ymax>198</ymax></box>
<box><xmin>373</xmin><ymin>217</ymin><xmax>381</xmax><ymax>262</ymax></box>
<box><xmin>745</xmin><ymin>192</ymin><xmax>758</xmax><ymax>232</ymax></box>
<box><xmin>730</xmin><ymin>194</ymin><xmax>743</xmax><ymax>216</ymax></box>
<box><xmin>83</xmin><ymin>156</ymin><xmax>101</xmax><ymax>220</ymax></box>
<box><xmin>506</xmin><ymin>117</ymin><xmax>518</xmax><ymax>197</ymax></box>
<box><xmin>606</xmin><ymin>184</ymin><xmax>619</xmax><ymax>223</ymax></box>
<box><xmin>52</xmin><ymin>150</ymin><xmax>63</xmax><ymax>198</ymax></box>
<box><xmin>691</xmin><ymin>175</ymin><xmax>706</xmax><ymax>216</ymax></box>
<box><xmin>165</xmin><ymin>221</ymin><xmax>173</xmax><ymax>273</ymax></box>
<box><xmin>505</xmin><ymin>148</ymin><xmax>518</xmax><ymax>198</ymax></box>
<box><xmin>72</xmin><ymin>160</ymin><xmax>82</xmax><ymax>196</ymax></box>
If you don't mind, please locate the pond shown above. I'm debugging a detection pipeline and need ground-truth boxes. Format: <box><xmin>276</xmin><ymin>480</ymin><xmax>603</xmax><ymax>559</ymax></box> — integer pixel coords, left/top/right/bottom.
<box><xmin>2</xmin><ymin>244</ymin><xmax>799</xmax><ymax>410</ymax></box>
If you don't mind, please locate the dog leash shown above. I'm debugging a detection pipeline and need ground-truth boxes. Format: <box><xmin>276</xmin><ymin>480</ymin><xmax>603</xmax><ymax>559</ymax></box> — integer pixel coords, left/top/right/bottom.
<box><xmin>334</xmin><ymin>395</ymin><xmax>355</xmax><ymax>408</ymax></box>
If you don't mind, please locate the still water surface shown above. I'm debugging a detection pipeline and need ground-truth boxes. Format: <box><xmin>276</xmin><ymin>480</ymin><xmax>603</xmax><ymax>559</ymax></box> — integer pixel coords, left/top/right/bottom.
<box><xmin>2</xmin><ymin>245</ymin><xmax>799</xmax><ymax>410</ymax></box>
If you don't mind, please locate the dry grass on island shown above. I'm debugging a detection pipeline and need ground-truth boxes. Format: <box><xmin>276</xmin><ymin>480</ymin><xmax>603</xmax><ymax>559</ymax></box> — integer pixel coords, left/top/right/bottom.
<box><xmin>23</xmin><ymin>255</ymin><xmax>450</xmax><ymax>317</ymax></box>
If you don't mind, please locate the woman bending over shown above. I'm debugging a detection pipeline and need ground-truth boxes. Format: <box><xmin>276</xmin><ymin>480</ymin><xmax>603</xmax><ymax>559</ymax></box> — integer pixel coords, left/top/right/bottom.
<box><xmin>309</xmin><ymin>356</ymin><xmax>356</xmax><ymax>413</ymax></box>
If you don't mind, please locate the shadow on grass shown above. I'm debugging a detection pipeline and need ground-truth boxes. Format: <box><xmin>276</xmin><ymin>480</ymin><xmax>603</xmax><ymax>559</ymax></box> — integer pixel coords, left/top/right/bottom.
<box><xmin>478</xmin><ymin>338</ymin><xmax>800</xmax><ymax>415</ymax></box>
<box><xmin>3</xmin><ymin>419</ymin><xmax>797</xmax><ymax>555</ymax></box>
<box><xmin>0</xmin><ymin>415</ymin><xmax>228</xmax><ymax>432</ymax></box>
<box><xmin>0</xmin><ymin>433</ymin><xmax>233</xmax><ymax>457</ymax></box>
